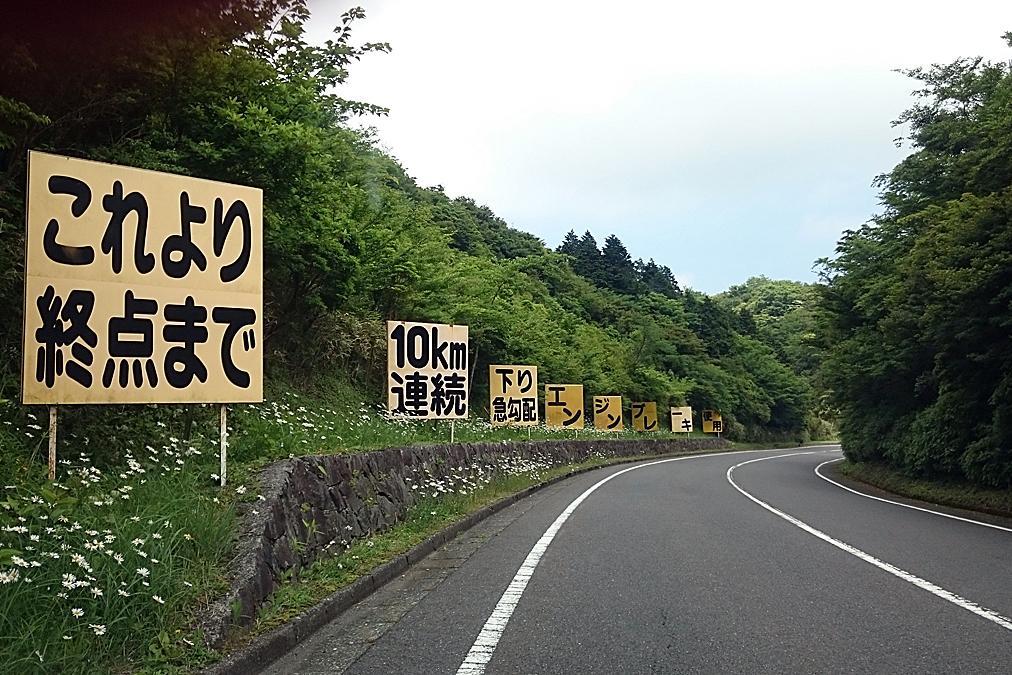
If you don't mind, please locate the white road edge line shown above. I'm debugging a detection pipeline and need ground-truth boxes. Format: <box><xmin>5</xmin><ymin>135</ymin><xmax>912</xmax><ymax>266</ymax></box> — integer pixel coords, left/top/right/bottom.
<box><xmin>455</xmin><ymin>447</ymin><xmax>820</xmax><ymax>675</ymax></box>
<box><xmin>728</xmin><ymin>452</ymin><xmax>1012</xmax><ymax>633</ymax></box>
<box><xmin>814</xmin><ymin>457</ymin><xmax>1012</xmax><ymax>533</ymax></box>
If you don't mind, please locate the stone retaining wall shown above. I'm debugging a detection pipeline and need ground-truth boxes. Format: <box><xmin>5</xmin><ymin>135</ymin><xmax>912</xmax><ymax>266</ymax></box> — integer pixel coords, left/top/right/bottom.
<box><xmin>199</xmin><ymin>437</ymin><xmax>730</xmax><ymax>646</ymax></box>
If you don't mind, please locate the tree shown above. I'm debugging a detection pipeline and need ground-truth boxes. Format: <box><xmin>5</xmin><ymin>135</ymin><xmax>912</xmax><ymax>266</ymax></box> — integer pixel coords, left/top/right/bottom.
<box><xmin>600</xmin><ymin>234</ymin><xmax>637</xmax><ymax>293</ymax></box>
<box><xmin>557</xmin><ymin>229</ymin><xmax>581</xmax><ymax>256</ymax></box>
<box><xmin>637</xmin><ymin>258</ymin><xmax>680</xmax><ymax>297</ymax></box>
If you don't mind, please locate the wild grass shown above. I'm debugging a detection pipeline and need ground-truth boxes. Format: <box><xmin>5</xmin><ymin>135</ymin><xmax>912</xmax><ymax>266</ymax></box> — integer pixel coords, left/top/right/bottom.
<box><xmin>836</xmin><ymin>460</ymin><xmax>1012</xmax><ymax>518</ymax></box>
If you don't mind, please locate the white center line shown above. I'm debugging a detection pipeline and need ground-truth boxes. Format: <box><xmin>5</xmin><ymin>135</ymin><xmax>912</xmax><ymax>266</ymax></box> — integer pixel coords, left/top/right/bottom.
<box><xmin>456</xmin><ymin>447</ymin><xmax>809</xmax><ymax>675</ymax></box>
<box><xmin>728</xmin><ymin>452</ymin><xmax>1012</xmax><ymax>633</ymax></box>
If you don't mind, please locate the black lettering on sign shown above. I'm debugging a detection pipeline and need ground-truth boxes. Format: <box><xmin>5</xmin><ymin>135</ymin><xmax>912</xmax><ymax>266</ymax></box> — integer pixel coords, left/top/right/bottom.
<box><xmin>516</xmin><ymin>369</ymin><xmax>533</xmax><ymax>393</ymax></box>
<box><xmin>448</xmin><ymin>341</ymin><xmax>467</xmax><ymax>370</ymax></box>
<box><xmin>44</xmin><ymin>175</ymin><xmax>95</xmax><ymax>266</ymax></box>
<box><xmin>162</xmin><ymin>296</ymin><xmax>208</xmax><ymax>388</ymax></box>
<box><xmin>35</xmin><ymin>286</ymin><xmax>98</xmax><ymax>387</ymax></box>
<box><xmin>103</xmin><ymin>290</ymin><xmax>158</xmax><ymax>388</ymax></box>
<box><xmin>214</xmin><ymin>198</ymin><xmax>252</xmax><ymax>283</ymax></box>
<box><xmin>162</xmin><ymin>191</ymin><xmax>208</xmax><ymax>279</ymax></box>
<box><xmin>407</xmin><ymin>325</ymin><xmax>429</xmax><ymax>368</ymax></box>
<box><xmin>212</xmin><ymin>306</ymin><xmax>256</xmax><ymax>388</ymax></box>
<box><xmin>101</xmin><ymin>180</ymin><xmax>154</xmax><ymax>274</ymax></box>
<box><xmin>495</xmin><ymin>367</ymin><xmax>513</xmax><ymax>391</ymax></box>
<box><xmin>389</xmin><ymin>371</ymin><xmax>429</xmax><ymax>415</ymax></box>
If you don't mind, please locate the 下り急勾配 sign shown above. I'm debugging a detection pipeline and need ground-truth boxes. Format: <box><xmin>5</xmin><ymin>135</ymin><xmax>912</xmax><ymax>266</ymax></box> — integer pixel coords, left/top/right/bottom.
<box><xmin>489</xmin><ymin>365</ymin><xmax>537</xmax><ymax>426</ymax></box>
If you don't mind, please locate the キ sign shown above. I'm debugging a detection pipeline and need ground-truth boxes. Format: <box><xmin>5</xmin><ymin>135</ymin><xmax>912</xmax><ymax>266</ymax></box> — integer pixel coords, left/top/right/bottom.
<box><xmin>631</xmin><ymin>402</ymin><xmax>658</xmax><ymax>431</ymax></box>
<box><xmin>670</xmin><ymin>406</ymin><xmax>693</xmax><ymax>433</ymax></box>
<box><xmin>702</xmin><ymin>409</ymin><xmax>723</xmax><ymax>434</ymax></box>
<box><xmin>593</xmin><ymin>395</ymin><xmax>623</xmax><ymax>431</ymax></box>
<box><xmin>387</xmin><ymin>321</ymin><xmax>468</xmax><ymax>418</ymax></box>
<box><xmin>489</xmin><ymin>365</ymin><xmax>537</xmax><ymax>426</ymax></box>
<box><xmin>545</xmin><ymin>384</ymin><xmax>584</xmax><ymax>429</ymax></box>
<box><xmin>22</xmin><ymin>151</ymin><xmax>263</xmax><ymax>405</ymax></box>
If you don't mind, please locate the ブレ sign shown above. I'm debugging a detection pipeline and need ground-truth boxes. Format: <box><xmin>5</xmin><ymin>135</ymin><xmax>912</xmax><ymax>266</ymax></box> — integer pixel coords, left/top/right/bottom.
<box><xmin>387</xmin><ymin>321</ymin><xmax>468</xmax><ymax>418</ymax></box>
<box><xmin>22</xmin><ymin>151</ymin><xmax>263</xmax><ymax>404</ymax></box>
<box><xmin>489</xmin><ymin>365</ymin><xmax>537</xmax><ymax>426</ymax></box>
<box><xmin>632</xmin><ymin>402</ymin><xmax>658</xmax><ymax>431</ymax></box>
<box><xmin>593</xmin><ymin>395</ymin><xmax>623</xmax><ymax>431</ymax></box>
<box><xmin>670</xmin><ymin>406</ymin><xmax>693</xmax><ymax>433</ymax></box>
<box><xmin>545</xmin><ymin>384</ymin><xmax>584</xmax><ymax>429</ymax></box>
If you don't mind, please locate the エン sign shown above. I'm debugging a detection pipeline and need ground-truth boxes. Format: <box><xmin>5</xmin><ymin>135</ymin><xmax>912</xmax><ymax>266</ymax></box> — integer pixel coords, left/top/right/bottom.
<box><xmin>545</xmin><ymin>384</ymin><xmax>584</xmax><ymax>429</ymax></box>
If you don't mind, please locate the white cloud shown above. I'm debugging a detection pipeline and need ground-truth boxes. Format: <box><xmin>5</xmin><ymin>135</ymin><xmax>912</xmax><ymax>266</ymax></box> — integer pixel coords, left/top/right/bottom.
<box><xmin>307</xmin><ymin>0</ymin><xmax>1012</xmax><ymax>291</ymax></box>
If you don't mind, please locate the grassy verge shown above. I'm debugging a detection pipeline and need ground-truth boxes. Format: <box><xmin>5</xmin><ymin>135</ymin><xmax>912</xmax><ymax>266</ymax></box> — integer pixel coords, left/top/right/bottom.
<box><xmin>836</xmin><ymin>460</ymin><xmax>1012</xmax><ymax>518</ymax></box>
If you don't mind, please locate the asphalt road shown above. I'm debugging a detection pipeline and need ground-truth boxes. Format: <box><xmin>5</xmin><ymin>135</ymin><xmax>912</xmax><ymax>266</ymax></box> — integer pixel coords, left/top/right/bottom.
<box><xmin>265</xmin><ymin>446</ymin><xmax>1012</xmax><ymax>674</ymax></box>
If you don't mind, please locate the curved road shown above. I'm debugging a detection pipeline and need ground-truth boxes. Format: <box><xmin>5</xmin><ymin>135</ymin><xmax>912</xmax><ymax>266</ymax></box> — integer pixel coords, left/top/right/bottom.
<box><xmin>265</xmin><ymin>446</ymin><xmax>1012</xmax><ymax>674</ymax></box>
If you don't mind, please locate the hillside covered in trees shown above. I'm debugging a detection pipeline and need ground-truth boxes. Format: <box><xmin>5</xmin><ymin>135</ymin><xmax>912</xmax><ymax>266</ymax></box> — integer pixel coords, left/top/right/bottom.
<box><xmin>819</xmin><ymin>35</ymin><xmax>1012</xmax><ymax>488</ymax></box>
<box><xmin>0</xmin><ymin>1</ymin><xmax>826</xmax><ymax>443</ymax></box>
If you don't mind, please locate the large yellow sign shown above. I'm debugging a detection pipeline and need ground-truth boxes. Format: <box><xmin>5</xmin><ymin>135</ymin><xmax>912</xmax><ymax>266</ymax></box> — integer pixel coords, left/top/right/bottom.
<box><xmin>489</xmin><ymin>365</ymin><xmax>537</xmax><ymax>426</ymax></box>
<box><xmin>702</xmin><ymin>410</ymin><xmax>723</xmax><ymax>434</ymax></box>
<box><xmin>22</xmin><ymin>151</ymin><xmax>263</xmax><ymax>404</ymax></box>
<box><xmin>631</xmin><ymin>402</ymin><xmax>658</xmax><ymax>432</ymax></box>
<box><xmin>387</xmin><ymin>321</ymin><xmax>468</xmax><ymax>419</ymax></box>
<box><xmin>545</xmin><ymin>384</ymin><xmax>584</xmax><ymax>429</ymax></box>
<box><xmin>670</xmin><ymin>406</ymin><xmax>693</xmax><ymax>433</ymax></box>
<box><xmin>593</xmin><ymin>396</ymin><xmax>623</xmax><ymax>431</ymax></box>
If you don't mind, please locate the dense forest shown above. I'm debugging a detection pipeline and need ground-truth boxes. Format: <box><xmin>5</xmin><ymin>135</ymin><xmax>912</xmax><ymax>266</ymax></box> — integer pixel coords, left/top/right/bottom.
<box><xmin>819</xmin><ymin>34</ymin><xmax>1012</xmax><ymax>488</ymax></box>
<box><xmin>0</xmin><ymin>1</ymin><xmax>827</xmax><ymax>443</ymax></box>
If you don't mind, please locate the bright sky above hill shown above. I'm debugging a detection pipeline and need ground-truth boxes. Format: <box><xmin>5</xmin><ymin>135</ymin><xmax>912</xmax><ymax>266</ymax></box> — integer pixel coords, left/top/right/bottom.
<box><xmin>307</xmin><ymin>0</ymin><xmax>1012</xmax><ymax>293</ymax></box>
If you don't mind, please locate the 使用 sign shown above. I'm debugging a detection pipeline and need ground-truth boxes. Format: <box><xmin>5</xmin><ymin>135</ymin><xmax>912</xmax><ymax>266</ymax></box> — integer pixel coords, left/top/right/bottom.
<box><xmin>702</xmin><ymin>409</ymin><xmax>723</xmax><ymax>433</ymax></box>
<box><xmin>21</xmin><ymin>151</ymin><xmax>263</xmax><ymax>404</ymax></box>
<box><xmin>632</xmin><ymin>402</ymin><xmax>658</xmax><ymax>431</ymax></box>
<box><xmin>594</xmin><ymin>395</ymin><xmax>623</xmax><ymax>431</ymax></box>
<box><xmin>387</xmin><ymin>321</ymin><xmax>468</xmax><ymax>418</ymax></box>
<box><xmin>489</xmin><ymin>365</ymin><xmax>537</xmax><ymax>426</ymax></box>
<box><xmin>670</xmin><ymin>406</ymin><xmax>693</xmax><ymax>433</ymax></box>
<box><xmin>545</xmin><ymin>384</ymin><xmax>584</xmax><ymax>429</ymax></box>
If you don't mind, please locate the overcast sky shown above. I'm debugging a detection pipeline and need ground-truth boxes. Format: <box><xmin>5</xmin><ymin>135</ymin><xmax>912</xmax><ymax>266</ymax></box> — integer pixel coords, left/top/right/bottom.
<box><xmin>307</xmin><ymin>1</ymin><xmax>1012</xmax><ymax>293</ymax></box>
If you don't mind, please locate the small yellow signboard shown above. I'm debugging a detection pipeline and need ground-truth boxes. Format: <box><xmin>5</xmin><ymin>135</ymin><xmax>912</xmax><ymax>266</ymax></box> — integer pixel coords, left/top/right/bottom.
<box><xmin>702</xmin><ymin>409</ymin><xmax>723</xmax><ymax>434</ymax></box>
<box><xmin>594</xmin><ymin>395</ymin><xmax>623</xmax><ymax>431</ymax></box>
<box><xmin>631</xmin><ymin>402</ymin><xmax>658</xmax><ymax>432</ymax></box>
<box><xmin>670</xmin><ymin>406</ymin><xmax>693</xmax><ymax>433</ymax></box>
<box><xmin>489</xmin><ymin>365</ymin><xmax>538</xmax><ymax>426</ymax></box>
<box><xmin>387</xmin><ymin>321</ymin><xmax>469</xmax><ymax>419</ymax></box>
<box><xmin>545</xmin><ymin>384</ymin><xmax>584</xmax><ymax>429</ymax></box>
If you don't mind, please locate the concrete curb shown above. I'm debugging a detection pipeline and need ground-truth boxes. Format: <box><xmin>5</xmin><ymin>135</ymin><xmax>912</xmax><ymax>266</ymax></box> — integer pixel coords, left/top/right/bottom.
<box><xmin>203</xmin><ymin>446</ymin><xmax>739</xmax><ymax>675</ymax></box>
